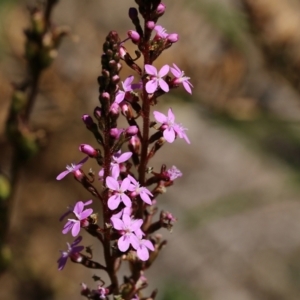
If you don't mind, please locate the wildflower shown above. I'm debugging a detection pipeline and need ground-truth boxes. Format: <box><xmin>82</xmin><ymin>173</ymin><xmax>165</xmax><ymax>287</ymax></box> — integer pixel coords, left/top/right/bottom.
<box><xmin>62</xmin><ymin>200</ymin><xmax>93</xmax><ymax>237</ymax></box>
<box><xmin>111</xmin><ymin>213</ymin><xmax>143</xmax><ymax>252</ymax></box>
<box><xmin>127</xmin><ymin>175</ymin><xmax>153</xmax><ymax>205</ymax></box>
<box><xmin>56</xmin><ymin>156</ymin><xmax>88</xmax><ymax>180</ymax></box>
<box><xmin>57</xmin><ymin>236</ymin><xmax>84</xmax><ymax>270</ymax></box>
<box><xmin>166</xmin><ymin>165</ymin><xmax>182</xmax><ymax>181</ymax></box>
<box><xmin>99</xmin><ymin>150</ymin><xmax>132</xmax><ymax>179</ymax></box>
<box><xmin>135</xmin><ymin>239</ymin><xmax>155</xmax><ymax>261</ymax></box>
<box><xmin>170</xmin><ymin>63</ymin><xmax>193</xmax><ymax>94</ymax></box>
<box><xmin>154</xmin><ymin>25</ymin><xmax>168</xmax><ymax>39</ymax></box>
<box><xmin>145</xmin><ymin>64</ymin><xmax>169</xmax><ymax>93</ymax></box>
<box><xmin>110</xmin><ymin>91</ymin><xmax>125</xmax><ymax>114</ymax></box>
<box><xmin>106</xmin><ymin>176</ymin><xmax>132</xmax><ymax>210</ymax></box>
<box><xmin>153</xmin><ymin>108</ymin><xmax>190</xmax><ymax>144</ymax></box>
<box><xmin>59</xmin><ymin>199</ymin><xmax>93</xmax><ymax>222</ymax></box>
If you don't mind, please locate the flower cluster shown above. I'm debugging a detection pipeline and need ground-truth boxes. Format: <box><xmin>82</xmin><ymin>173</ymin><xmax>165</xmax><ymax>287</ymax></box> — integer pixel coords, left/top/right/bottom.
<box><xmin>56</xmin><ymin>1</ymin><xmax>192</xmax><ymax>299</ymax></box>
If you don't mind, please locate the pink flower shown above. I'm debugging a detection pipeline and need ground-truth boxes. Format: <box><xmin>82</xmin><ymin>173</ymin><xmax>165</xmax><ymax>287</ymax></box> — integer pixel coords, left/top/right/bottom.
<box><xmin>127</xmin><ymin>175</ymin><xmax>153</xmax><ymax>205</ymax></box>
<box><xmin>106</xmin><ymin>176</ymin><xmax>132</xmax><ymax>210</ymax></box>
<box><xmin>145</xmin><ymin>64</ymin><xmax>169</xmax><ymax>93</ymax></box>
<box><xmin>62</xmin><ymin>200</ymin><xmax>93</xmax><ymax>237</ymax></box>
<box><xmin>99</xmin><ymin>150</ymin><xmax>132</xmax><ymax>179</ymax></box>
<box><xmin>59</xmin><ymin>199</ymin><xmax>93</xmax><ymax>222</ymax></box>
<box><xmin>111</xmin><ymin>213</ymin><xmax>144</xmax><ymax>252</ymax></box>
<box><xmin>56</xmin><ymin>156</ymin><xmax>88</xmax><ymax>180</ymax></box>
<box><xmin>170</xmin><ymin>63</ymin><xmax>193</xmax><ymax>94</ymax></box>
<box><xmin>166</xmin><ymin>166</ymin><xmax>182</xmax><ymax>181</ymax></box>
<box><xmin>154</xmin><ymin>25</ymin><xmax>168</xmax><ymax>39</ymax></box>
<box><xmin>153</xmin><ymin>108</ymin><xmax>190</xmax><ymax>144</ymax></box>
<box><xmin>135</xmin><ymin>239</ymin><xmax>155</xmax><ymax>261</ymax></box>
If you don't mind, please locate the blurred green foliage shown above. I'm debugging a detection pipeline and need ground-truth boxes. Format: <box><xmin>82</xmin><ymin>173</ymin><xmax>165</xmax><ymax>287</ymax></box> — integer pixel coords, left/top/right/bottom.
<box><xmin>161</xmin><ymin>280</ymin><xmax>202</xmax><ymax>300</ymax></box>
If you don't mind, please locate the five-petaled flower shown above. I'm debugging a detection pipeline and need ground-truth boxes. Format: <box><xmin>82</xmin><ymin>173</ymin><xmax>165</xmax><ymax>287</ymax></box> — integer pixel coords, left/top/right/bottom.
<box><xmin>127</xmin><ymin>175</ymin><xmax>153</xmax><ymax>205</ymax></box>
<box><xmin>145</xmin><ymin>64</ymin><xmax>169</xmax><ymax>93</ymax></box>
<box><xmin>170</xmin><ymin>63</ymin><xmax>193</xmax><ymax>94</ymax></box>
<box><xmin>106</xmin><ymin>176</ymin><xmax>132</xmax><ymax>210</ymax></box>
<box><xmin>56</xmin><ymin>156</ymin><xmax>88</xmax><ymax>180</ymax></box>
<box><xmin>153</xmin><ymin>108</ymin><xmax>190</xmax><ymax>144</ymax></box>
<box><xmin>57</xmin><ymin>236</ymin><xmax>84</xmax><ymax>270</ymax></box>
<box><xmin>111</xmin><ymin>213</ymin><xmax>144</xmax><ymax>252</ymax></box>
<box><xmin>62</xmin><ymin>200</ymin><xmax>93</xmax><ymax>237</ymax></box>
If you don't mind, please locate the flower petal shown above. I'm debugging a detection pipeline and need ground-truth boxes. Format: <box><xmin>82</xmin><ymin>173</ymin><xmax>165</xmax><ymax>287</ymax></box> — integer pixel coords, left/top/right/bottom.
<box><xmin>80</xmin><ymin>208</ymin><xmax>93</xmax><ymax>219</ymax></box>
<box><xmin>118</xmin><ymin>235</ymin><xmax>130</xmax><ymax>252</ymax></box>
<box><xmin>153</xmin><ymin>111</ymin><xmax>167</xmax><ymax>123</ymax></box>
<box><xmin>145</xmin><ymin>64</ymin><xmax>158</xmax><ymax>76</ymax></box>
<box><xmin>121</xmin><ymin>194</ymin><xmax>132</xmax><ymax>207</ymax></box>
<box><xmin>158</xmin><ymin>79</ymin><xmax>169</xmax><ymax>92</ymax></box>
<box><xmin>117</xmin><ymin>152</ymin><xmax>132</xmax><ymax>163</ymax></box>
<box><xmin>111</xmin><ymin>217</ymin><xmax>124</xmax><ymax>230</ymax></box>
<box><xmin>71</xmin><ymin>221</ymin><xmax>81</xmax><ymax>237</ymax></box>
<box><xmin>183</xmin><ymin>81</ymin><xmax>192</xmax><ymax>94</ymax></box>
<box><xmin>106</xmin><ymin>176</ymin><xmax>119</xmax><ymax>191</ymax></box>
<box><xmin>158</xmin><ymin>65</ymin><xmax>169</xmax><ymax>77</ymax></box>
<box><xmin>145</xmin><ymin>79</ymin><xmax>158</xmax><ymax>93</ymax></box>
<box><xmin>137</xmin><ymin>245</ymin><xmax>149</xmax><ymax>261</ymax></box>
<box><xmin>108</xmin><ymin>195</ymin><xmax>121</xmax><ymax>210</ymax></box>
<box><xmin>62</xmin><ymin>220</ymin><xmax>73</xmax><ymax>234</ymax></box>
<box><xmin>56</xmin><ymin>170</ymin><xmax>71</xmax><ymax>180</ymax></box>
<box><xmin>73</xmin><ymin>201</ymin><xmax>84</xmax><ymax>217</ymax></box>
<box><xmin>120</xmin><ymin>177</ymin><xmax>130</xmax><ymax>191</ymax></box>
<box><xmin>163</xmin><ymin>127</ymin><xmax>175</xmax><ymax>143</ymax></box>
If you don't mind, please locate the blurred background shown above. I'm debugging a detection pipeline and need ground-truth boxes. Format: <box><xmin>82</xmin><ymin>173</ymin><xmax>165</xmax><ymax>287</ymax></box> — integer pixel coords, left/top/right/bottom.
<box><xmin>1</xmin><ymin>0</ymin><xmax>300</xmax><ymax>299</ymax></box>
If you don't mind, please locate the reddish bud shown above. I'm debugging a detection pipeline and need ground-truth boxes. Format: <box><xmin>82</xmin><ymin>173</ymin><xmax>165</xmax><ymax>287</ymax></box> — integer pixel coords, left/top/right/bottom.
<box><xmin>79</xmin><ymin>144</ymin><xmax>98</xmax><ymax>157</ymax></box>
<box><xmin>156</xmin><ymin>3</ymin><xmax>166</xmax><ymax>16</ymax></box>
<box><xmin>82</xmin><ymin>114</ymin><xmax>94</xmax><ymax>127</ymax></box>
<box><xmin>167</xmin><ymin>33</ymin><xmax>179</xmax><ymax>43</ymax></box>
<box><xmin>147</xmin><ymin>21</ymin><xmax>155</xmax><ymax>30</ymax></box>
<box><xmin>127</xmin><ymin>30</ymin><xmax>140</xmax><ymax>43</ymax></box>
<box><xmin>125</xmin><ymin>125</ymin><xmax>138</xmax><ymax>136</ymax></box>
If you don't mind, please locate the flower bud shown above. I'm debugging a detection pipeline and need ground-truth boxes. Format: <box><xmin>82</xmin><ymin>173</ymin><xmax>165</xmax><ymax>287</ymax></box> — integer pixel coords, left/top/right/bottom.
<box><xmin>156</xmin><ymin>3</ymin><xmax>166</xmax><ymax>16</ymax></box>
<box><xmin>119</xmin><ymin>46</ymin><xmax>127</xmax><ymax>59</ymax></box>
<box><xmin>127</xmin><ymin>30</ymin><xmax>140</xmax><ymax>44</ymax></box>
<box><xmin>79</xmin><ymin>144</ymin><xmax>98</xmax><ymax>157</ymax></box>
<box><xmin>94</xmin><ymin>106</ymin><xmax>102</xmax><ymax>119</ymax></box>
<box><xmin>167</xmin><ymin>33</ymin><xmax>179</xmax><ymax>43</ymax></box>
<box><xmin>100</xmin><ymin>92</ymin><xmax>110</xmax><ymax>102</ymax></box>
<box><xmin>146</xmin><ymin>21</ymin><xmax>155</xmax><ymax>30</ymax></box>
<box><xmin>82</xmin><ymin>114</ymin><xmax>94</xmax><ymax>127</ymax></box>
<box><xmin>112</xmin><ymin>75</ymin><xmax>120</xmax><ymax>84</ymax></box>
<box><xmin>109</xmin><ymin>102</ymin><xmax>120</xmax><ymax>116</ymax></box>
<box><xmin>129</xmin><ymin>7</ymin><xmax>138</xmax><ymax>20</ymax></box>
<box><xmin>129</xmin><ymin>136</ymin><xmax>140</xmax><ymax>153</ymax></box>
<box><xmin>110</xmin><ymin>128</ymin><xmax>123</xmax><ymax>139</ymax></box>
<box><xmin>125</xmin><ymin>125</ymin><xmax>138</xmax><ymax>136</ymax></box>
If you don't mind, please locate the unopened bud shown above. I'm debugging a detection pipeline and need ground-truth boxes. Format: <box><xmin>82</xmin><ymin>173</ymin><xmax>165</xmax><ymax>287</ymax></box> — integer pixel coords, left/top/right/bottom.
<box><xmin>156</xmin><ymin>3</ymin><xmax>166</xmax><ymax>16</ymax></box>
<box><xmin>127</xmin><ymin>30</ymin><xmax>140</xmax><ymax>44</ymax></box>
<box><xmin>110</xmin><ymin>128</ymin><xmax>123</xmax><ymax>139</ymax></box>
<box><xmin>82</xmin><ymin>114</ymin><xmax>94</xmax><ymax>127</ymax></box>
<box><xmin>79</xmin><ymin>144</ymin><xmax>98</xmax><ymax>157</ymax></box>
<box><xmin>94</xmin><ymin>106</ymin><xmax>102</xmax><ymax>119</ymax></box>
<box><xmin>146</xmin><ymin>21</ymin><xmax>155</xmax><ymax>30</ymax></box>
<box><xmin>112</xmin><ymin>75</ymin><xmax>120</xmax><ymax>84</ymax></box>
<box><xmin>167</xmin><ymin>33</ymin><xmax>179</xmax><ymax>43</ymax></box>
<box><xmin>129</xmin><ymin>7</ymin><xmax>138</xmax><ymax>20</ymax></box>
<box><xmin>125</xmin><ymin>125</ymin><xmax>138</xmax><ymax>136</ymax></box>
<box><xmin>129</xmin><ymin>136</ymin><xmax>140</xmax><ymax>153</ymax></box>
